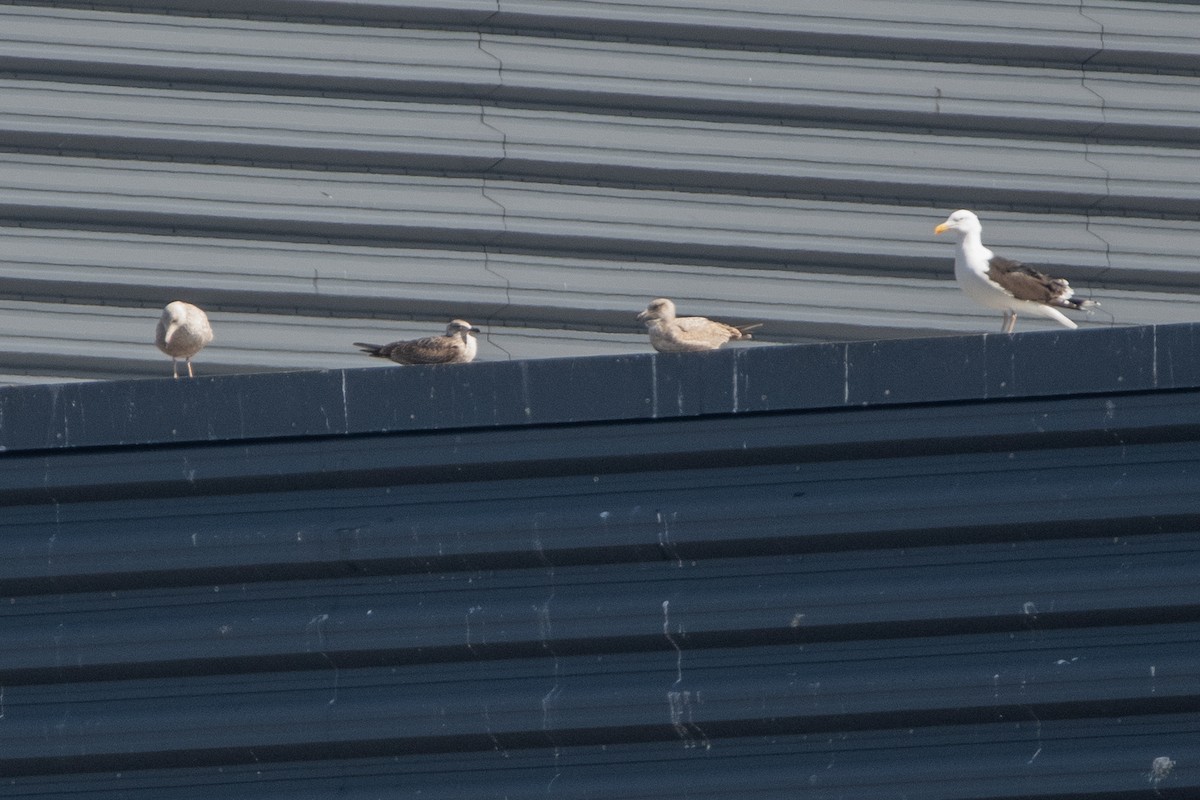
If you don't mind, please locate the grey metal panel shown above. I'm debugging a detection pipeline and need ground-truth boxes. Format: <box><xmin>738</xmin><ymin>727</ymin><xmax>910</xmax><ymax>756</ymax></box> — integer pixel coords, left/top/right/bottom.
<box><xmin>5</xmin><ymin>422</ymin><xmax>1200</xmax><ymax>594</ymax></box>
<box><xmin>0</xmin><ymin>2</ymin><xmax>1195</xmax><ymax>382</ymax></box>
<box><xmin>494</xmin><ymin>0</ymin><xmax>1108</xmax><ymax>60</ymax></box>
<box><xmin>7</xmin><ymin>80</ymin><xmax>1199</xmax><ymax>217</ymax></box>
<box><xmin>3</xmin><ymin>7</ymin><xmax>1200</xmax><ymax>143</ymax></box>
<box><xmin>479</xmin><ymin>34</ymin><xmax>1200</xmax><ymax>142</ymax></box>
<box><xmin>1</xmin><ymin>718</ymin><xmax>1195</xmax><ymax>799</ymax></box>
<box><xmin>1</xmin><ymin>328</ymin><xmax>1199</xmax><ymax>796</ymax></box>
<box><xmin>1086</xmin><ymin>0</ymin><xmax>1200</xmax><ymax>72</ymax></box>
<box><xmin>0</xmin><ymin>154</ymin><xmax>1195</xmax><ymax>287</ymax></box>
<box><xmin>4</xmin><ymin>534</ymin><xmax>1199</xmax><ymax>671</ymax></box>
<box><xmin>0</xmin><ymin>6</ymin><xmax>499</xmax><ymax>98</ymax></box>
<box><xmin>0</xmin><ymin>630</ymin><xmax>1195</xmax><ymax>765</ymax></box>
<box><xmin>0</xmin><ymin>81</ymin><xmax>503</xmax><ymax>172</ymax></box>
<box><xmin>27</xmin><ymin>0</ymin><xmax>1200</xmax><ymax>75</ymax></box>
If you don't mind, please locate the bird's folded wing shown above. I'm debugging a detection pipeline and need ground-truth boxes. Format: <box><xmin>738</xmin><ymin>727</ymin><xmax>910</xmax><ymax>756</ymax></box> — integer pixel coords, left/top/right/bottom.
<box><xmin>390</xmin><ymin>336</ymin><xmax>463</xmax><ymax>363</ymax></box>
<box><xmin>987</xmin><ymin>256</ymin><xmax>1070</xmax><ymax>304</ymax></box>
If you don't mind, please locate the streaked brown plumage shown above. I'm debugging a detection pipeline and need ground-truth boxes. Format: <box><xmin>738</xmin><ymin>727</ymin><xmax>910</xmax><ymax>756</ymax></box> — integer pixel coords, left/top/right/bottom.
<box><xmin>637</xmin><ymin>298</ymin><xmax>759</xmax><ymax>353</ymax></box>
<box><xmin>354</xmin><ymin>319</ymin><xmax>480</xmax><ymax>364</ymax></box>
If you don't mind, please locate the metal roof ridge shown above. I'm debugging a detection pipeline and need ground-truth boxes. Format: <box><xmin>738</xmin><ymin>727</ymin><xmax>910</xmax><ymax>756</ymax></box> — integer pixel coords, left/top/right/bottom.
<box><xmin>0</xmin><ymin>322</ymin><xmax>1194</xmax><ymax>454</ymax></box>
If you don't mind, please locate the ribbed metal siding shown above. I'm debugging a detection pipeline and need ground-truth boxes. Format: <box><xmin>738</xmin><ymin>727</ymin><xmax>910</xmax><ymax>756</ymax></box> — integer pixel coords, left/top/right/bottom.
<box><xmin>0</xmin><ymin>1</ymin><xmax>1197</xmax><ymax>383</ymax></box>
<box><xmin>1</xmin><ymin>323</ymin><xmax>1198</xmax><ymax>797</ymax></box>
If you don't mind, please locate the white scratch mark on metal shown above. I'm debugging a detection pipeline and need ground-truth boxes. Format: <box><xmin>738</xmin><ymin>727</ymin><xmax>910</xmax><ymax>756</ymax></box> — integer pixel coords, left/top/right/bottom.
<box><xmin>1149</xmin><ymin>755</ymin><xmax>1175</xmax><ymax>790</ymax></box>
<box><xmin>663</xmin><ymin>600</ymin><xmax>682</xmax><ymax>686</ymax></box>
<box><xmin>662</xmin><ymin>601</ymin><xmax>710</xmax><ymax>750</ymax></box>
<box><xmin>656</xmin><ymin>511</ymin><xmax>683</xmax><ymax>568</ymax></box>
<box><xmin>842</xmin><ymin>344</ymin><xmax>850</xmax><ymax>404</ymax></box>
<box><xmin>340</xmin><ymin>371</ymin><xmax>349</xmax><ymax>431</ymax></box>
<box><xmin>465</xmin><ymin>605</ymin><xmax>482</xmax><ymax>654</ymax></box>
<box><xmin>650</xmin><ymin>362</ymin><xmax>659</xmax><ymax>418</ymax></box>
<box><xmin>1151</xmin><ymin>325</ymin><xmax>1158</xmax><ymax>388</ymax></box>
<box><xmin>306</xmin><ymin>613</ymin><xmax>330</xmax><ymax>652</ymax></box>
<box><xmin>731</xmin><ymin>355</ymin><xmax>739</xmax><ymax>412</ymax></box>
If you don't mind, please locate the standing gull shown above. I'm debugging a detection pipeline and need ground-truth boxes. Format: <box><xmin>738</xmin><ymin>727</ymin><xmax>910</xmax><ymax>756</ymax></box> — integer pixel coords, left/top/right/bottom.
<box><xmin>935</xmin><ymin>209</ymin><xmax>1098</xmax><ymax>333</ymax></box>
<box><xmin>354</xmin><ymin>319</ymin><xmax>480</xmax><ymax>364</ymax></box>
<box><xmin>155</xmin><ymin>301</ymin><xmax>213</xmax><ymax>378</ymax></box>
<box><xmin>637</xmin><ymin>298</ymin><xmax>759</xmax><ymax>352</ymax></box>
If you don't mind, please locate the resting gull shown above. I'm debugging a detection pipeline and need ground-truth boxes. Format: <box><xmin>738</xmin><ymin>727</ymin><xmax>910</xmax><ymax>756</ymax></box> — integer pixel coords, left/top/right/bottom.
<box><xmin>155</xmin><ymin>301</ymin><xmax>213</xmax><ymax>378</ymax></box>
<box><xmin>354</xmin><ymin>319</ymin><xmax>480</xmax><ymax>364</ymax></box>
<box><xmin>935</xmin><ymin>209</ymin><xmax>1097</xmax><ymax>333</ymax></box>
<box><xmin>637</xmin><ymin>298</ymin><xmax>759</xmax><ymax>353</ymax></box>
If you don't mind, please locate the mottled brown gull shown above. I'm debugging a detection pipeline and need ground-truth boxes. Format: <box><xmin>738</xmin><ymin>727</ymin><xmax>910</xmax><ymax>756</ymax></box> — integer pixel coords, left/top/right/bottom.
<box><xmin>354</xmin><ymin>319</ymin><xmax>480</xmax><ymax>364</ymax></box>
<box><xmin>637</xmin><ymin>298</ymin><xmax>759</xmax><ymax>353</ymax></box>
<box><xmin>935</xmin><ymin>210</ymin><xmax>1098</xmax><ymax>333</ymax></box>
<box><xmin>155</xmin><ymin>301</ymin><xmax>213</xmax><ymax>378</ymax></box>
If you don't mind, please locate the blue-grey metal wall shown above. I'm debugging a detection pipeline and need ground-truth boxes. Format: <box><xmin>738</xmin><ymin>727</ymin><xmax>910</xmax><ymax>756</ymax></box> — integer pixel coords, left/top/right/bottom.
<box><xmin>0</xmin><ymin>0</ymin><xmax>1198</xmax><ymax>383</ymax></box>
<box><xmin>1</xmin><ymin>323</ymin><xmax>1198</xmax><ymax>797</ymax></box>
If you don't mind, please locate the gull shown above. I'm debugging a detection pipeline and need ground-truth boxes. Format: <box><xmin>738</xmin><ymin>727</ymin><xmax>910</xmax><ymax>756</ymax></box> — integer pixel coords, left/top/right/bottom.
<box><xmin>155</xmin><ymin>301</ymin><xmax>213</xmax><ymax>378</ymax></box>
<box><xmin>354</xmin><ymin>319</ymin><xmax>480</xmax><ymax>364</ymax></box>
<box><xmin>637</xmin><ymin>298</ymin><xmax>759</xmax><ymax>352</ymax></box>
<box><xmin>935</xmin><ymin>209</ymin><xmax>1098</xmax><ymax>333</ymax></box>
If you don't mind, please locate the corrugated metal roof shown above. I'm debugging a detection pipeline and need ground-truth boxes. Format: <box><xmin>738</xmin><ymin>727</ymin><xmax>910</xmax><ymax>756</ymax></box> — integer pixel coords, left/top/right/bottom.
<box><xmin>1</xmin><ymin>323</ymin><xmax>1198</xmax><ymax>796</ymax></box>
<box><xmin>0</xmin><ymin>1</ymin><xmax>1196</xmax><ymax>385</ymax></box>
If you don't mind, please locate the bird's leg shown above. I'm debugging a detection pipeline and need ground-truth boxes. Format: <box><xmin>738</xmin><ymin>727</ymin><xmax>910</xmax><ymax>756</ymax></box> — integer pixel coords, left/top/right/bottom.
<box><xmin>187</xmin><ymin>359</ymin><xmax>195</xmax><ymax>378</ymax></box>
<box><xmin>172</xmin><ymin>358</ymin><xmax>180</xmax><ymax>379</ymax></box>
<box><xmin>1002</xmin><ymin>311</ymin><xmax>1017</xmax><ymax>334</ymax></box>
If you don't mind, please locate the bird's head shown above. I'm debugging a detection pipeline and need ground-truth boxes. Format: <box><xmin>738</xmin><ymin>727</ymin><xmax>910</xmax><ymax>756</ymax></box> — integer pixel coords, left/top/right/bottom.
<box><xmin>934</xmin><ymin>209</ymin><xmax>982</xmax><ymax>238</ymax></box>
<box><xmin>161</xmin><ymin>301</ymin><xmax>190</xmax><ymax>338</ymax></box>
<box><xmin>446</xmin><ymin>319</ymin><xmax>480</xmax><ymax>339</ymax></box>
<box><xmin>637</xmin><ymin>298</ymin><xmax>676</xmax><ymax>326</ymax></box>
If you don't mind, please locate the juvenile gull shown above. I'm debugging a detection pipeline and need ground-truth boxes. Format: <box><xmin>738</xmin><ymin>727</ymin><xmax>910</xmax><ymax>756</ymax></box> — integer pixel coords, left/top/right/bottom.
<box><xmin>935</xmin><ymin>209</ymin><xmax>1098</xmax><ymax>333</ymax></box>
<box><xmin>354</xmin><ymin>319</ymin><xmax>480</xmax><ymax>364</ymax></box>
<box><xmin>637</xmin><ymin>298</ymin><xmax>759</xmax><ymax>353</ymax></box>
<box><xmin>155</xmin><ymin>301</ymin><xmax>213</xmax><ymax>378</ymax></box>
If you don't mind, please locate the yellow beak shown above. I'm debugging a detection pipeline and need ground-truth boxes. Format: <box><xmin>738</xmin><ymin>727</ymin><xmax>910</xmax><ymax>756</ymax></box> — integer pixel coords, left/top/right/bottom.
<box><xmin>934</xmin><ymin>222</ymin><xmax>950</xmax><ymax>235</ymax></box>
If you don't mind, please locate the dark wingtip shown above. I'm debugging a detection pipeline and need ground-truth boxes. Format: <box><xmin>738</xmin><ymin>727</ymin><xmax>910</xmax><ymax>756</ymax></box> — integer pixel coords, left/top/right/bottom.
<box><xmin>353</xmin><ymin>342</ymin><xmax>385</xmax><ymax>356</ymax></box>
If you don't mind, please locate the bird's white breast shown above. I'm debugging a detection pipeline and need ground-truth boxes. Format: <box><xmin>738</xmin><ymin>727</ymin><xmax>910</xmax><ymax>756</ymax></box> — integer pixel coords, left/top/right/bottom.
<box><xmin>954</xmin><ymin>242</ymin><xmax>1015</xmax><ymax>310</ymax></box>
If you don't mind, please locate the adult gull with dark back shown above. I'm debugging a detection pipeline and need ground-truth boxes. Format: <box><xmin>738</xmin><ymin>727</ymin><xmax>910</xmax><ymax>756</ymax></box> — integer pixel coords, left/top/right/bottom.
<box><xmin>935</xmin><ymin>209</ymin><xmax>1098</xmax><ymax>333</ymax></box>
